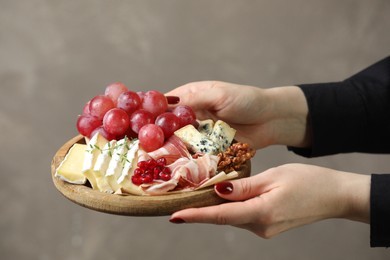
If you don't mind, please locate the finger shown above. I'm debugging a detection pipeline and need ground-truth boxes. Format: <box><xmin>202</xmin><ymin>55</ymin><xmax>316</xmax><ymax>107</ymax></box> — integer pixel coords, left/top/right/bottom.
<box><xmin>214</xmin><ymin>174</ymin><xmax>271</xmax><ymax>202</ymax></box>
<box><xmin>165</xmin><ymin>81</ymin><xmax>225</xmax><ymax>111</ymax></box>
<box><xmin>170</xmin><ymin>197</ymin><xmax>262</xmax><ymax>225</ymax></box>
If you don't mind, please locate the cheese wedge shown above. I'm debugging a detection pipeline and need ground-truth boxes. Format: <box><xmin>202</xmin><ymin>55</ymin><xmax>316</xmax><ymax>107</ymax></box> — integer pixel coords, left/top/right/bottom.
<box><xmin>174</xmin><ymin>124</ymin><xmax>219</xmax><ymax>154</ymax></box>
<box><xmin>55</xmin><ymin>143</ymin><xmax>87</xmax><ymax>184</ymax></box>
<box><xmin>82</xmin><ymin>132</ymin><xmax>108</xmax><ymax>189</ymax></box>
<box><xmin>209</xmin><ymin>120</ymin><xmax>236</xmax><ymax>152</ymax></box>
<box><xmin>105</xmin><ymin>138</ymin><xmax>129</xmax><ymax>191</ymax></box>
<box><xmin>93</xmin><ymin>140</ymin><xmax>116</xmax><ymax>193</ymax></box>
<box><xmin>117</xmin><ymin>140</ymin><xmax>144</xmax><ymax>195</ymax></box>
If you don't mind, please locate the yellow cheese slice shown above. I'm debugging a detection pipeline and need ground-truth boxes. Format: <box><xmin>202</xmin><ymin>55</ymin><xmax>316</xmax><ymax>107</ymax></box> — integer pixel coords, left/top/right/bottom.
<box><xmin>55</xmin><ymin>143</ymin><xmax>87</xmax><ymax>184</ymax></box>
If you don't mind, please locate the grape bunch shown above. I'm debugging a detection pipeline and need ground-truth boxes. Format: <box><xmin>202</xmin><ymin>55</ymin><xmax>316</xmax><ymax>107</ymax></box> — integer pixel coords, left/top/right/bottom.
<box><xmin>76</xmin><ymin>82</ymin><xmax>197</xmax><ymax>152</ymax></box>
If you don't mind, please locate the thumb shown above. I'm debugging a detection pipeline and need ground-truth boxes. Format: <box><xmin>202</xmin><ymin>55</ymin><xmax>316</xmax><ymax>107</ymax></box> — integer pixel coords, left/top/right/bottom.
<box><xmin>214</xmin><ymin>175</ymin><xmax>267</xmax><ymax>201</ymax></box>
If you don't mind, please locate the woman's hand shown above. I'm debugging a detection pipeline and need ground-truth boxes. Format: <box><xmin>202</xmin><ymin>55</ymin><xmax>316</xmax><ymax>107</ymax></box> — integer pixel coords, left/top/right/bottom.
<box><xmin>166</xmin><ymin>81</ymin><xmax>311</xmax><ymax>149</ymax></box>
<box><xmin>169</xmin><ymin>164</ymin><xmax>370</xmax><ymax>238</ymax></box>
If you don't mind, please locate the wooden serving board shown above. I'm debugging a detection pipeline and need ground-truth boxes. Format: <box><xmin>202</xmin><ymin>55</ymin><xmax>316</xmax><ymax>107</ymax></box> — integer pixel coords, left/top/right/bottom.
<box><xmin>51</xmin><ymin>135</ymin><xmax>251</xmax><ymax>216</ymax></box>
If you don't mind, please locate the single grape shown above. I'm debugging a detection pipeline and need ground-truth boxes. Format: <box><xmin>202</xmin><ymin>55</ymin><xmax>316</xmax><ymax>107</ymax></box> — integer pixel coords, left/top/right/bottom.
<box><xmin>172</xmin><ymin>105</ymin><xmax>196</xmax><ymax>127</ymax></box>
<box><xmin>104</xmin><ymin>82</ymin><xmax>128</xmax><ymax>106</ymax></box>
<box><xmin>129</xmin><ymin>109</ymin><xmax>155</xmax><ymax>134</ymax></box>
<box><xmin>89</xmin><ymin>95</ymin><xmax>115</xmax><ymax>120</ymax></box>
<box><xmin>103</xmin><ymin>108</ymin><xmax>130</xmax><ymax>136</ymax></box>
<box><xmin>117</xmin><ymin>91</ymin><xmax>141</xmax><ymax>116</ymax></box>
<box><xmin>90</xmin><ymin>126</ymin><xmax>116</xmax><ymax>141</ymax></box>
<box><xmin>82</xmin><ymin>100</ymin><xmax>91</xmax><ymax>115</ymax></box>
<box><xmin>141</xmin><ymin>90</ymin><xmax>168</xmax><ymax>118</ymax></box>
<box><xmin>76</xmin><ymin>115</ymin><xmax>102</xmax><ymax>137</ymax></box>
<box><xmin>155</xmin><ymin>112</ymin><xmax>181</xmax><ymax>139</ymax></box>
<box><xmin>138</xmin><ymin>124</ymin><xmax>165</xmax><ymax>152</ymax></box>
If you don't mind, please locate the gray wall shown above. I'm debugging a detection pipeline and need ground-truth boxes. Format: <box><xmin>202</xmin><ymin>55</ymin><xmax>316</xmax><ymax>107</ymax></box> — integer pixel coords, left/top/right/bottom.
<box><xmin>1</xmin><ymin>0</ymin><xmax>390</xmax><ymax>259</ymax></box>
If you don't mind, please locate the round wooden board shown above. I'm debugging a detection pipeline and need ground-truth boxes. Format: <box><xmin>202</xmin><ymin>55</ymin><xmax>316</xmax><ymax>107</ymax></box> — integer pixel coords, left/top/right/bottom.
<box><xmin>51</xmin><ymin>135</ymin><xmax>251</xmax><ymax>216</ymax></box>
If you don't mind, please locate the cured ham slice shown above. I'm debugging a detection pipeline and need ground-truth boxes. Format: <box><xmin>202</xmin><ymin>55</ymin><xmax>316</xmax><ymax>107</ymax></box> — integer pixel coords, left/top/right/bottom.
<box><xmin>148</xmin><ymin>135</ymin><xmax>191</xmax><ymax>164</ymax></box>
<box><xmin>141</xmin><ymin>154</ymin><xmax>220</xmax><ymax>195</ymax></box>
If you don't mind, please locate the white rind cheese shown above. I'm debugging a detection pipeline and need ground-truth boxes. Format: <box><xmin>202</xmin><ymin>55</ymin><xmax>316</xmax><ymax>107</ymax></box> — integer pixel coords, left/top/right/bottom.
<box><xmin>93</xmin><ymin>140</ymin><xmax>116</xmax><ymax>193</ymax></box>
<box><xmin>82</xmin><ymin>132</ymin><xmax>108</xmax><ymax>189</ymax></box>
<box><xmin>105</xmin><ymin>138</ymin><xmax>129</xmax><ymax>191</ymax></box>
<box><xmin>118</xmin><ymin>140</ymin><xmax>139</xmax><ymax>184</ymax></box>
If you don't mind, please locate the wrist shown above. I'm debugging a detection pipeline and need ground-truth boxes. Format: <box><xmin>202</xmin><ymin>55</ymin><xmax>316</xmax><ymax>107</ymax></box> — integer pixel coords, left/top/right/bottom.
<box><xmin>338</xmin><ymin>172</ymin><xmax>370</xmax><ymax>223</ymax></box>
<box><xmin>265</xmin><ymin>86</ymin><xmax>311</xmax><ymax>147</ymax></box>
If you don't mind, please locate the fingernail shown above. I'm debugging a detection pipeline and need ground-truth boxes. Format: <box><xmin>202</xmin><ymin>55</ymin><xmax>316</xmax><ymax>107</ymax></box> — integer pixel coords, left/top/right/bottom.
<box><xmin>166</xmin><ymin>96</ymin><xmax>180</xmax><ymax>104</ymax></box>
<box><xmin>169</xmin><ymin>217</ymin><xmax>185</xmax><ymax>224</ymax></box>
<box><xmin>215</xmin><ymin>182</ymin><xmax>233</xmax><ymax>194</ymax></box>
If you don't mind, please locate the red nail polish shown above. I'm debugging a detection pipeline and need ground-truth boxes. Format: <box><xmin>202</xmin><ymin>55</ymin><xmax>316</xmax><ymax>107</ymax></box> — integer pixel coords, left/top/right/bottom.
<box><xmin>215</xmin><ymin>182</ymin><xmax>233</xmax><ymax>194</ymax></box>
<box><xmin>169</xmin><ymin>217</ymin><xmax>185</xmax><ymax>224</ymax></box>
<box><xmin>166</xmin><ymin>96</ymin><xmax>180</xmax><ymax>104</ymax></box>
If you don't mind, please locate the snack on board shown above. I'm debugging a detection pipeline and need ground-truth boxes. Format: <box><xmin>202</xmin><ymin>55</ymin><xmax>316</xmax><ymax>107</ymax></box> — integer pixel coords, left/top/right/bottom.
<box><xmin>55</xmin><ymin>82</ymin><xmax>255</xmax><ymax>195</ymax></box>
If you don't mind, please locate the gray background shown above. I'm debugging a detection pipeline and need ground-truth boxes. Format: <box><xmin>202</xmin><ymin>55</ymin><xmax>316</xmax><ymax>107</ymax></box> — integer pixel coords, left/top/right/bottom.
<box><xmin>1</xmin><ymin>0</ymin><xmax>390</xmax><ymax>259</ymax></box>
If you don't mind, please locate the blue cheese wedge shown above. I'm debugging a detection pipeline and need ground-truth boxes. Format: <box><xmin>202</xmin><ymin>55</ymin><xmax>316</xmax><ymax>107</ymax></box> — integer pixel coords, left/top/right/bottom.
<box><xmin>174</xmin><ymin>124</ymin><xmax>219</xmax><ymax>155</ymax></box>
<box><xmin>209</xmin><ymin>120</ymin><xmax>236</xmax><ymax>152</ymax></box>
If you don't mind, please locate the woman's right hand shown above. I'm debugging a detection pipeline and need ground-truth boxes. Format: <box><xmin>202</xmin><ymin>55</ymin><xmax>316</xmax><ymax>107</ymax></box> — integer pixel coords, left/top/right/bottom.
<box><xmin>166</xmin><ymin>81</ymin><xmax>311</xmax><ymax>149</ymax></box>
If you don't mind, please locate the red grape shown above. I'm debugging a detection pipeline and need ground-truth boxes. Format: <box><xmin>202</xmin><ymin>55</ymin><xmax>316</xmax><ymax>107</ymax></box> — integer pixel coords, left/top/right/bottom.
<box><xmin>141</xmin><ymin>90</ymin><xmax>168</xmax><ymax>117</ymax></box>
<box><xmin>104</xmin><ymin>82</ymin><xmax>128</xmax><ymax>106</ymax></box>
<box><xmin>117</xmin><ymin>91</ymin><xmax>141</xmax><ymax>116</ymax></box>
<box><xmin>129</xmin><ymin>109</ymin><xmax>155</xmax><ymax>134</ymax></box>
<box><xmin>103</xmin><ymin>108</ymin><xmax>130</xmax><ymax>136</ymax></box>
<box><xmin>76</xmin><ymin>115</ymin><xmax>102</xmax><ymax>137</ymax></box>
<box><xmin>155</xmin><ymin>112</ymin><xmax>181</xmax><ymax>139</ymax></box>
<box><xmin>90</xmin><ymin>126</ymin><xmax>116</xmax><ymax>141</ymax></box>
<box><xmin>82</xmin><ymin>100</ymin><xmax>91</xmax><ymax>115</ymax></box>
<box><xmin>172</xmin><ymin>105</ymin><xmax>196</xmax><ymax>127</ymax></box>
<box><xmin>89</xmin><ymin>95</ymin><xmax>115</xmax><ymax>120</ymax></box>
<box><xmin>138</xmin><ymin>124</ymin><xmax>165</xmax><ymax>152</ymax></box>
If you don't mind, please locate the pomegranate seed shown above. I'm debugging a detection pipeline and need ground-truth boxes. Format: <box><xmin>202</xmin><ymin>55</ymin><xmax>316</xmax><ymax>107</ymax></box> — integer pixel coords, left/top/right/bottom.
<box><xmin>131</xmin><ymin>175</ymin><xmax>142</xmax><ymax>185</ymax></box>
<box><xmin>134</xmin><ymin>168</ymin><xmax>143</xmax><ymax>176</ymax></box>
<box><xmin>162</xmin><ymin>167</ymin><xmax>171</xmax><ymax>175</ymax></box>
<box><xmin>160</xmin><ymin>173</ymin><xmax>171</xmax><ymax>181</ymax></box>
<box><xmin>147</xmin><ymin>159</ymin><xmax>157</xmax><ymax>168</ymax></box>
<box><xmin>141</xmin><ymin>173</ymin><xmax>153</xmax><ymax>183</ymax></box>
<box><xmin>137</xmin><ymin>161</ymin><xmax>148</xmax><ymax>169</ymax></box>
<box><xmin>156</xmin><ymin>157</ymin><xmax>166</xmax><ymax>166</ymax></box>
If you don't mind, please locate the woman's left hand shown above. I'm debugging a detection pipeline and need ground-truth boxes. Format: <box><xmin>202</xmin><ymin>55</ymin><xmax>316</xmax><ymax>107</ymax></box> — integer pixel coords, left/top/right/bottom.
<box><xmin>169</xmin><ymin>163</ymin><xmax>370</xmax><ymax>238</ymax></box>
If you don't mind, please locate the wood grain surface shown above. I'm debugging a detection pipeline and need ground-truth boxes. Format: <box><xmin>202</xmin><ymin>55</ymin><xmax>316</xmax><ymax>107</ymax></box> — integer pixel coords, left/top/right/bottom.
<box><xmin>51</xmin><ymin>135</ymin><xmax>251</xmax><ymax>216</ymax></box>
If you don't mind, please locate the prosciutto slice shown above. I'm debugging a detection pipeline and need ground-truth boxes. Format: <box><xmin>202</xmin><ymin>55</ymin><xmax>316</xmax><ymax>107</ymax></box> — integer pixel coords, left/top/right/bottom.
<box><xmin>141</xmin><ymin>153</ymin><xmax>220</xmax><ymax>195</ymax></box>
<box><xmin>148</xmin><ymin>135</ymin><xmax>191</xmax><ymax>164</ymax></box>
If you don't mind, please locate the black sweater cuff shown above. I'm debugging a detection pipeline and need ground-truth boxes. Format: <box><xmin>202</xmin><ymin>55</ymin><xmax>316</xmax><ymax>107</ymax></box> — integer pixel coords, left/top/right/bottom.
<box><xmin>370</xmin><ymin>174</ymin><xmax>390</xmax><ymax>247</ymax></box>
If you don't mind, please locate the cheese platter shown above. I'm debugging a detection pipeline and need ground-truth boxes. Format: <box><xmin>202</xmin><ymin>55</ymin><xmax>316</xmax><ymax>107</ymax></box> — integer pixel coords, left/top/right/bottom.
<box><xmin>51</xmin><ymin>83</ymin><xmax>254</xmax><ymax>216</ymax></box>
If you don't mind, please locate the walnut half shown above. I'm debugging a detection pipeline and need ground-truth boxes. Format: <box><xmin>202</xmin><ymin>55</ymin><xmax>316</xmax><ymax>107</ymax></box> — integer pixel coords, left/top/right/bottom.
<box><xmin>217</xmin><ymin>142</ymin><xmax>256</xmax><ymax>173</ymax></box>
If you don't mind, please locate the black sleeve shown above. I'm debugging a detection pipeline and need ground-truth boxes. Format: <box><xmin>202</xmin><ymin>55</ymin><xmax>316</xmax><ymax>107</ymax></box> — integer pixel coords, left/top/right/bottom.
<box><xmin>288</xmin><ymin>56</ymin><xmax>390</xmax><ymax>248</ymax></box>
<box><xmin>371</xmin><ymin>174</ymin><xmax>390</xmax><ymax>247</ymax></box>
<box><xmin>290</xmin><ymin>55</ymin><xmax>390</xmax><ymax>157</ymax></box>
